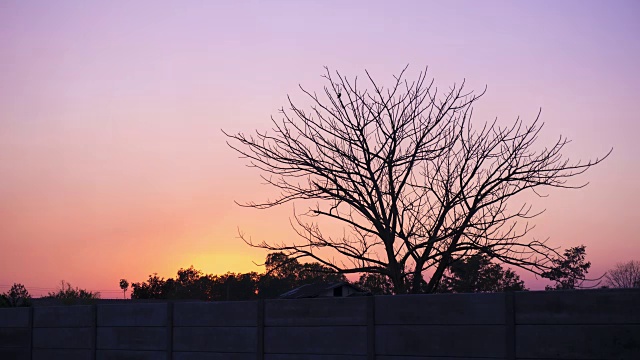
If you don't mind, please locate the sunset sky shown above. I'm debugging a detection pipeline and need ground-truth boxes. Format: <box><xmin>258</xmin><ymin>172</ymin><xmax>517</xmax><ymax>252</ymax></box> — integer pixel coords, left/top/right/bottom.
<box><xmin>1</xmin><ymin>1</ymin><xmax>639</xmax><ymax>297</ymax></box>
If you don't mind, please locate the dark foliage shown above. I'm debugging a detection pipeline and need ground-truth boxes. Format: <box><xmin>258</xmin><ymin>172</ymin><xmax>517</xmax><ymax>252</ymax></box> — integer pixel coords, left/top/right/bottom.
<box><xmin>119</xmin><ymin>279</ymin><xmax>129</xmax><ymax>299</ymax></box>
<box><xmin>0</xmin><ymin>283</ymin><xmax>32</xmax><ymax>307</ymax></box>
<box><xmin>43</xmin><ymin>281</ymin><xmax>100</xmax><ymax>305</ymax></box>
<box><xmin>354</xmin><ymin>273</ymin><xmax>394</xmax><ymax>295</ymax></box>
<box><xmin>542</xmin><ymin>245</ymin><xmax>591</xmax><ymax>290</ymax></box>
<box><xmin>130</xmin><ymin>253</ymin><xmax>344</xmax><ymax>300</ymax></box>
<box><xmin>438</xmin><ymin>254</ymin><xmax>526</xmax><ymax>293</ymax></box>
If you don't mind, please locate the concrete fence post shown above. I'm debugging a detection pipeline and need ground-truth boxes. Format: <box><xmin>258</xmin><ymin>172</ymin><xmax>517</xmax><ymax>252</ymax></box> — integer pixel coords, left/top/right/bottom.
<box><xmin>505</xmin><ymin>292</ymin><xmax>516</xmax><ymax>360</ymax></box>
<box><xmin>256</xmin><ymin>299</ymin><xmax>264</xmax><ymax>360</ymax></box>
<box><xmin>28</xmin><ymin>306</ymin><xmax>34</xmax><ymax>360</ymax></box>
<box><xmin>367</xmin><ymin>296</ymin><xmax>375</xmax><ymax>360</ymax></box>
<box><xmin>92</xmin><ymin>304</ymin><xmax>97</xmax><ymax>360</ymax></box>
<box><xmin>167</xmin><ymin>302</ymin><xmax>174</xmax><ymax>360</ymax></box>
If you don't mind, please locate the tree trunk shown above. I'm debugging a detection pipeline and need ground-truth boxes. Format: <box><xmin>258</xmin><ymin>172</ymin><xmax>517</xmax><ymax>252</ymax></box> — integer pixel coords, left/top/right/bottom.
<box><xmin>410</xmin><ymin>269</ymin><xmax>424</xmax><ymax>294</ymax></box>
<box><xmin>389</xmin><ymin>265</ymin><xmax>406</xmax><ymax>294</ymax></box>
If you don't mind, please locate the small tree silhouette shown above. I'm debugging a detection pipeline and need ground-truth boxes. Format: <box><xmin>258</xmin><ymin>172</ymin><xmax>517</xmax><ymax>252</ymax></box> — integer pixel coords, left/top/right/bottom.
<box><xmin>0</xmin><ymin>283</ymin><xmax>31</xmax><ymax>307</ymax></box>
<box><xmin>119</xmin><ymin>279</ymin><xmax>129</xmax><ymax>299</ymax></box>
<box><xmin>542</xmin><ymin>245</ymin><xmax>591</xmax><ymax>290</ymax></box>
<box><xmin>46</xmin><ymin>281</ymin><xmax>100</xmax><ymax>305</ymax></box>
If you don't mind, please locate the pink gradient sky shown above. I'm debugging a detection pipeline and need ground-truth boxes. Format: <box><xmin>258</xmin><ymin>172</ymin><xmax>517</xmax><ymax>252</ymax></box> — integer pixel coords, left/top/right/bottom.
<box><xmin>1</xmin><ymin>1</ymin><xmax>639</xmax><ymax>297</ymax></box>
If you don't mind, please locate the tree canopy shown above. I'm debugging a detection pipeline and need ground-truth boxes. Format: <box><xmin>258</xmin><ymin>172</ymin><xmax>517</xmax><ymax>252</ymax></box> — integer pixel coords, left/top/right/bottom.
<box><xmin>225</xmin><ymin>66</ymin><xmax>609</xmax><ymax>294</ymax></box>
<box><xmin>542</xmin><ymin>245</ymin><xmax>592</xmax><ymax>290</ymax></box>
<box><xmin>0</xmin><ymin>283</ymin><xmax>31</xmax><ymax>307</ymax></box>
<box><xmin>439</xmin><ymin>253</ymin><xmax>526</xmax><ymax>293</ymax></box>
<box><xmin>119</xmin><ymin>279</ymin><xmax>129</xmax><ymax>299</ymax></box>
<box><xmin>354</xmin><ymin>273</ymin><xmax>394</xmax><ymax>295</ymax></box>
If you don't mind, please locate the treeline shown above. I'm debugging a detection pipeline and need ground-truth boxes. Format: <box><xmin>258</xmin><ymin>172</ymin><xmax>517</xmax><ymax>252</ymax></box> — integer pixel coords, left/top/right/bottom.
<box><xmin>3</xmin><ymin>248</ymin><xmax>637</xmax><ymax>307</ymax></box>
<box><xmin>0</xmin><ymin>280</ymin><xmax>100</xmax><ymax>307</ymax></box>
<box><xmin>127</xmin><ymin>246</ymin><xmax>600</xmax><ymax>300</ymax></box>
<box><xmin>126</xmin><ymin>251</ymin><xmax>532</xmax><ymax>300</ymax></box>
<box><xmin>128</xmin><ymin>252</ymin><xmax>345</xmax><ymax>300</ymax></box>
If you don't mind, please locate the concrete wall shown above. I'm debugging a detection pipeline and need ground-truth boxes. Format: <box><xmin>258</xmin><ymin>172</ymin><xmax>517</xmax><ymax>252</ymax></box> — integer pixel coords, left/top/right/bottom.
<box><xmin>97</xmin><ymin>303</ymin><xmax>170</xmax><ymax>360</ymax></box>
<box><xmin>265</xmin><ymin>297</ymin><xmax>368</xmax><ymax>359</ymax></box>
<box><xmin>173</xmin><ymin>301</ymin><xmax>257</xmax><ymax>360</ymax></box>
<box><xmin>33</xmin><ymin>305</ymin><xmax>94</xmax><ymax>360</ymax></box>
<box><xmin>0</xmin><ymin>307</ymin><xmax>31</xmax><ymax>360</ymax></box>
<box><xmin>375</xmin><ymin>293</ymin><xmax>507</xmax><ymax>359</ymax></box>
<box><xmin>0</xmin><ymin>289</ymin><xmax>638</xmax><ymax>360</ymax></box>
<box><xmin>514</xmin><ymin>290</ymin><xmax>640</xmax><ymax>360</ymax></box>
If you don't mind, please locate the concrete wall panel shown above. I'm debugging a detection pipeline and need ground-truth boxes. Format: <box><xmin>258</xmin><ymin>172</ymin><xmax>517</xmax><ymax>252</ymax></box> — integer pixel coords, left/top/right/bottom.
<box><xmin>96</xmin><ymin>350</ymin><xmax>168</xmax><ymax>360</ymax></box>
<box><xmin>516</xmin><ymin>324</ymin><xmax>640</xmax><ymax>359</ymax></box>
<box><xmin>34</xmin><ymin>306</ymin><xmax>94</xmax><ymax>328</ymax></box>
<box><xmin>0</xmin><ymin>308</ymin><xmax>30</xmax><ymax>327</ymax></box>
<box><xmin>173</xmin><ymin>301</ymin><xmax>257</xmax><ymax>327</ymax></box>
<box><xmin>265</xmin><ymin>326</ymin><xmax>367</xmax><ymax>355</ymax></box>
<box><xmin>98</xmin><ymin>304</ymin><xmax>168</xmax><ymax>327</ymax></box>
<box><xmin>32</xmin><ymin>349</ymin><xmax>93</xmax><ymax>360</ymax></box>
<box><xmin>0</xmin><ymin>347</ymin><xmax>30</xmax><ymax>360</ymax></box>
<box><xmin>174</xmin><ymin>352</ymin><xmax>256</xmax><ymax>360</ymax></box>
<box><xmin>265</xmin><ymin>355</ymin><xmax>367</xmax><ymax>360</ymax></box>
<box><xmin>375</xmin><ymin>293</ymin><xmax>505</xmax><ymax>325</ymax></box>
<box><xmin>0</xmin><ymin>327</ymin><xmax>30</xmax><ymax>347</ymax></box>
<box><xmin>516</xmin><ymin>289</ymin><xmax>640</xmax><ymax>324</ymax></box>
<box><xmin>377</xmin><ymin>358</ymin><xmax>485</xmax><ymax>360</ymax></box>
<box><xmin>97</xmin><ymin>327</ymin><xmax>167</xmax><ymax>350</ymax></box>
<box><xmin>376</xmin><ymin>324</ymin><xmax>505</xmax><ymax>358</ymax></box>
<box><xmin>265</xmin><ymin>297</ymin><xmax>367</xmax><ymax>326</ymax></box>
<box><xmin>173</xmin><ymin>326</ymin><xmax>256</xmax><ymax>353</ymax></box>
<box><xmin>377</xmin><ymin>357</ymin><xmax>488</xmax><ymax>360</ymax></box>
<box><xmin>33</xmin><ymin>327</ymin><xmax>93</xmax><ymax>349</ymax></box>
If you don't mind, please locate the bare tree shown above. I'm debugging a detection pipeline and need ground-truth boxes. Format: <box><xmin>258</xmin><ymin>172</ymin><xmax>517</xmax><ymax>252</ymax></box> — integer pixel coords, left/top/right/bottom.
<box><xmin>224</xmin><ymin>66</ymin><xmax>610</xmax><ymax>294</ymax></box>
<box><xmin>605</xmin><ymin>260</ymin><xmax>640</xmax><ymax>288</ymax></box>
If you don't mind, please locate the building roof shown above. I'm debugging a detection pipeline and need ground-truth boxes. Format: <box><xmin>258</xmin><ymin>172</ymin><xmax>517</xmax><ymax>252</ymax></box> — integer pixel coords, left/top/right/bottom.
<box><xmin>279</xmin><ymin>281</ymin><xmax>367</xmax><ymax>299</ymax></box>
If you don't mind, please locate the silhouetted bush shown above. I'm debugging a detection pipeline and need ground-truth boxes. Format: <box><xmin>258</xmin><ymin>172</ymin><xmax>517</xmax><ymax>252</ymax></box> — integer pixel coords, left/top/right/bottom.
<box><xmin>0</xmin><ymin>283</ymin><xmax>32</xmax><ymax>307</ymax></box>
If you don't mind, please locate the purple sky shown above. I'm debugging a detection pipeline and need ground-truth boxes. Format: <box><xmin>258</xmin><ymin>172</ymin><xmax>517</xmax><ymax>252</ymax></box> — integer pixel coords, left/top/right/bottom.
<box><xmin>1</xmin><ymin>0</ymin><xmax>639</xmax><ymax>296</ymax></box>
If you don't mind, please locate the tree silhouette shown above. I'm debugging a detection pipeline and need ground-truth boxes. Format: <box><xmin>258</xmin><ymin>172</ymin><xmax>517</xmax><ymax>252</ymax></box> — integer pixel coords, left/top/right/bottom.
<box><xmin>605</xmin><ymin>260</ymin><xmax>640</xmax><ymax>288</ymax></box>
<box><xmin>542</xmin><ymin>245</ymin><xmax>591</xmax><ymax>290</ymax></box>
<box><xmin>131</xmin><ymin>273</ymin><xmax>170</xmax><ymax>299</ymax></box>
<box><xmin>119</xmin><ymin>279</ymin><xmax>129</xmax><ymax>299</ymax></box>
<box><xmin>439</xmin><ymin>253</ymin><xmax>526</xmax><ymax>293</ymax></box>
<box><xmin>0</xmin><ymin>283</ymin><xmax>31</xmax><ymax>307</ymax></box>
<box><xmin>355</xmin><ymin>273</ymin><xmax>394</xmax><ymax>295</ymax></box>
<box><xmin>46</xmin><ymin>281</ymin><xmax>100</xmax><ymax>304</ymax></box>
<box><xmin>173</xmin><ymin>266</ymin><xmax>205</xmax><ymax>299</ymax></box>
<box><xmin>258</xmin><ymin>252</ymin><xmax>344</xmax><ymax>298</ymax></box>
<box><xmin>215</xmin><ymin>272</ymin><xmax>260</xmax><ymax>301</ymax></box>
<box><xmin>225</xmin><ymin>66</ymin><xmax>609</xmax><ymax>294</ymax></box>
